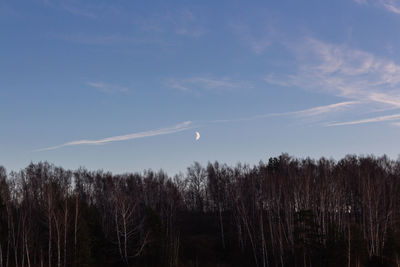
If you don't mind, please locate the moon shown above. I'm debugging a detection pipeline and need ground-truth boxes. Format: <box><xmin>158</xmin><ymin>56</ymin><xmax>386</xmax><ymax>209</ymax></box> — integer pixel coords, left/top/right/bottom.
<box><xmin>195</xmin><ymin>132</ymin><xmax>200</xmax><ymax>141</ymax></box>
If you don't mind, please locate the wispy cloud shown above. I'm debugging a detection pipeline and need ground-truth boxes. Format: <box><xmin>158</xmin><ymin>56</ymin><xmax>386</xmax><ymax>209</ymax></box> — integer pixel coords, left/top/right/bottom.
<box><xmin>267</xmin><ymin>37</ymin><xmax>400</xmax><ymax>106</ymax></box>
<box><xmin>326</xmin><ymin>114</ymin><xmax>400</xmax><ymax>126</ymax></box>
<box><xmin>135</xmin><ymin>8</ymin><xmax>206</xmax><ymax>39</ymax></box>
<box><xmin>209</xmin><ymin>101</ymin><xmax>358</xmax><ymax>123</ymax></box>
<box><xmin>54</xmin><ymin>33</ymin><xmax>171</xmax><ymax>46</ymax></box>
<box><xmin>166</xmin><ymin>76</ymin><xmax>252</xmax><ymax>93</ymax></box>
<box><xmin>174</xmin><ymin>9</ymin><xmax>206</xmax><ymax>38</ymax></box>
<box><xmin>231</xmin><ymin>23</ymin><xmax>275</xmax><ymax>54</ymax></box>
<box><xmin>60</xmin><ymin>5</ymin><xmax>96</xmax><ymax>18</ymax></box>
<box><xmin>354</xmin><ymin>0</ymin><xmax>400</xmax><ymax>15</ymax></box>
<box><xmin>35</xmin><ymin>100</ymin><xmax>358</xmax><ymax>152</ymax></box>
<box><xmin>87</xmin><ymin>82</ymin><xmax>129</xmax><ymax>93</ymax></box>
<box><xmin>55</xmin><ymin>33</ymin><xmax>134</xmax><ymax>45</ymax></box>
<box><xmin>265</xmin><ymin>37</ymin><xmax>400</xmax><ymax>126</ymax></box>
<box><xmin>291</xmin><ymin>101</ymin><xmax>359</xmax><ymax>117</ymax></box>
<box><xmin>353</xmin><ymin>0</ymin><xmax>368</xmax><ymax>4</ymax></box>
<box><xmin>35</xmin><ymin>121</ymin><xmax>193</xmax><ymax>152</ymax></box>
<box><xmin>41</xmin><ymin>0</ymin><xmax>97</xmax><ymax>18</ymax></box>
<box><xmin>381</xmin><ymin>0</ymin><xmax>400</xmax><ymax>14</ymax></box>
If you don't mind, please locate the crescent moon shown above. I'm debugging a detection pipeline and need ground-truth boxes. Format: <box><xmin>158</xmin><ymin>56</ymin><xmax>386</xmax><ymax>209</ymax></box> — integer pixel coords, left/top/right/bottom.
<box><xmin>195</xmin><ymin>132</ymin><xmax>200</xmax><ymax>140</ymax></box>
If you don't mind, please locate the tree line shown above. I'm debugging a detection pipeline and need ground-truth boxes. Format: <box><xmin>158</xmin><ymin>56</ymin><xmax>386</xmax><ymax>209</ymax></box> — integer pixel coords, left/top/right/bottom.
<box><xmin>1</xmin><ymin>154</ymin><xmax>400</xmax><ymax>266</ymax></box>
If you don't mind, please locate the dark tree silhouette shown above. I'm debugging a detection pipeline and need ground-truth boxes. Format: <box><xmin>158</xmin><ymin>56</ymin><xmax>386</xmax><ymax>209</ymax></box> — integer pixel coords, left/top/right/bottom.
<box><xmin>0</xmin><ymin>154</ymin><xmax>400</xmax><ymax>266</ymax></box>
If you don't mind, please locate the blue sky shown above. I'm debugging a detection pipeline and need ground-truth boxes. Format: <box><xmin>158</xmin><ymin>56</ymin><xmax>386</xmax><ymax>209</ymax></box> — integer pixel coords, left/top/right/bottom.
<box><xmin>2</xmin><ymin>0</ymin><xmax>400</xmax><ymax>175</ymax></box>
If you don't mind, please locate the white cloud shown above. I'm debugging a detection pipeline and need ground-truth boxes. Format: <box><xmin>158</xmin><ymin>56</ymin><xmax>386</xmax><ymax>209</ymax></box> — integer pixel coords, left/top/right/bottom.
<box><xmin>209</xmin><ymin>101</ymin><xmax>358</xmax><ymax>123</ymax></box>
<box><xmin>35</xmin><ymin>121</ymin><xmax>193</xmax><ymax>151</ymax></box>
<box><xmin>87</xmin><ymin>82</ymin><xmax>129</xmax><ymax>93</ymax></box>
<box><xmin>382</xmin><ymin>0</ymin><xmax>400</xmax><ymax>14</ymax></box>
<box><xmin>291</xmin><ymin>101</ymin><xmax>359</xmax><ymax>117</ymax></box>
<box><xmin>354</xmin><ymin>0</ymin><xmax>400</xmax><ymax>14</ymax></box>
<box><xmin>36</xmin><ymin>99</ymin><xmax>355</xmax><ymax>152</ymax></box>
<box><xmin>166</xmin><ymin>77</ymin><xmax>253</xmax><ymax>93</ymax></box>
<box><xmin>353</xmin><ymin>0</ymin><xmax>368</xmax><ymax>4</ymax></box>
<box><xmin>61</xmin><ymin>5</ymin><xmax>96</xmax><ymax>18</ymax></box>
<box><xmin>266</xmin><ymin>37</ymin><xmax>400</xmax><ymax>126</ymax></box>
<box><xmin>265</xmin><ymin>37</ymin><xmax>400</xmax><ymax>126</ymax></box>
<box><xmin>135</xmin><ymin>8</ymin><xmax>206</xmax><ymax>39</ymax></box>
<box><xmin>41</xmin><ymin>0</ymin><xmax>97</xmax><ymax>19</ymax></box>
<box><xmin>231</xmin><ymin>23</ymin><xmax>274</xmax><ymax>54</ymax></box>
<box><xmin>326</xmin><ymin>114</ymin><xmax>400</xmax><ymax>126</ymax></box>
<box><xmin>55</xmin><ymin>33</ymin><xmax>153</xmax><ymax>46</ymax></box>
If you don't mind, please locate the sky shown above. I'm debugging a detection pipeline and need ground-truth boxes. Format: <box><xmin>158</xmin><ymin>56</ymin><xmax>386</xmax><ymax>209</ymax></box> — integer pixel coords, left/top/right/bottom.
<box><xmin>2</xmin><ymin>0</ymin><xmax>400</xmax><ymax>175</ymax></box>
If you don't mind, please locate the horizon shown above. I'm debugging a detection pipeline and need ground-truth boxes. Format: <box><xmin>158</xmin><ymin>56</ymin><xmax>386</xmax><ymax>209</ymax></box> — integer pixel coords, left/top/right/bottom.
<box><xmin>2</xmin><ymin>152</ymin><xmax>399</xmax><ymax>177</ymax></box>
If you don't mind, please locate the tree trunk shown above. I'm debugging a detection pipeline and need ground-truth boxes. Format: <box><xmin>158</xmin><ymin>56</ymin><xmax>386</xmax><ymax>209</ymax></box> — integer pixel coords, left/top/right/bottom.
<box><xmin>123</xmin><ymin>205</ymin><xmax>128</xmax><ymax>264</ymax></box>
<box><xmin>48</xmin><ymin>194</ymin><xmax>52</xmax><ymax>267</ymax></box>
<box><xmin>74</xmin><ymin>194</ymin><xmax>78</xmax><ymax>267</ymax></box>
<box><xmin>0</xmin><ymin>242</ymin><xmax>3</xmax><ymax>267</ymax></box>
<box><xmin>64</xmin><ymin>199</ymin><xmax>68</xmax><ymax>267</ymax></box>
<box><xmin>348</xmin><ymin>221</ymin><xmax>351</xmax><ymax>267</ymax></box>
<box><xmin>11</xmin><ymin>215</ymin><xmax>18</xmax><ymax>267</ymax></box>
<box><xmin>25</xmin><ymin>233</ymin><xmax>31</xmax><ymax>267</ymax></box>
<box><xmin>115</xmin><ymin>206</ymin><xmax>123</xmax><ymax>261</ymax></box>
<box><xmin>218</xmin><ymin>203</ymin><xmax>225</xmax><ymax>249</ymax></box>
<box><xmin>5</xmin><ymin>239</ymin><xmax>9</xmax><ymax>267</ymax></box>
<box><xmin>54</xmin><ymin>214</ymin><xmax>61</xmax><ymax>267</ymax></box>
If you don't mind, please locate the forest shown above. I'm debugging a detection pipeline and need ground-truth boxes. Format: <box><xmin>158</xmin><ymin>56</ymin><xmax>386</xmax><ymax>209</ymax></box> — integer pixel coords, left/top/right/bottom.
<box><xmin>0</xmin><ymin>154</ymin><xmax>400</xmax><ymax>267</ymax></box>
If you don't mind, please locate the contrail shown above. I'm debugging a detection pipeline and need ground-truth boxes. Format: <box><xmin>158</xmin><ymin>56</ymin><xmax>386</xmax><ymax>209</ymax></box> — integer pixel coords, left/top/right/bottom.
<box><xmin>34</xmin><ymin>121</ymin><xmax>193</xmax><ymax>152</ymax></box>
<box><xmin>326</xmin><ymin>113</ymin><xmax>400</xmax><ymax>126</ymax></box>
<box><xmin>34</xmin><ymin>101</ymin><xmax>358</xmax><ymax>152</ymax></box>
<box><xmin>206</xmin><ymin>101</ymin><xmax>358</xmax><ymax>124</ymax></box>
